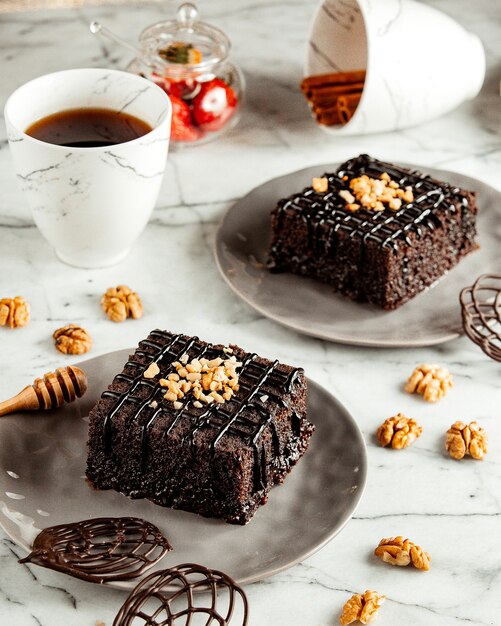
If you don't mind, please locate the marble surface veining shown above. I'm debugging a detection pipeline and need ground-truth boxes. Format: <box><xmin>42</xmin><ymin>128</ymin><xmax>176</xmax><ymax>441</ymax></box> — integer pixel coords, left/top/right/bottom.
<box><xmin>0</xmin><ymin>0</ymin><xmax>501</xmax><ymax>624</ymax></box>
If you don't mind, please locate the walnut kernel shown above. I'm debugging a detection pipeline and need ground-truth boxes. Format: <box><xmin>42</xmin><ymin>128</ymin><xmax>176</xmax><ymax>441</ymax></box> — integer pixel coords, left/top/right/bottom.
<box><xmin>339</xmin><ymin>590</ymin><xmax>385</xmax><ymax>625</ymax></box>
<box><xmin>312</xmin><ymin>177</ymin><xmax>329</xmax><ymax>193</ymax></box>
<box><xmin>161</xmin><ymin>353</ymin><xmax>242</xmax><ymax>408</ymax></box>
<box><xmin>376</xmin><ymin>413</ymin><xmax>422</xmax><ymax>449</ymax></box>
<box><xmin>375</xmin><ymin>536</ymin><xmax>430</xmax><ymax>571</ymax></box>
<box><xmin>405</xmin><ymin>363</ymin><xmax>453</xmax><ymax>402</ymax></box>
<box><xmin>0</xmin><ymin>296</ymin><xmax>30</xmax><ymax>328</ymax></box>
<box><xmin>143</xmin><ymin>362</ymin><xmax>160</xmax><ymax>379</ymax></box>
<box><xmin>101</xmin><ymin>285</ymin><xmax>143</xmax><ymax>323</ymax></box>
<box><xmin>53</xmin><ymin>324</ymin><xmax>92</xmax><ymax>355</ymax></box>
<box><xmin>445</xmin><ymin>421</ymin><xmax>487</xmax><ymax>460</ymax></box>
<box><xmin>342</xmin><ymin>173</ymin><xmax>414</xmax><ymax>213</ymax></box>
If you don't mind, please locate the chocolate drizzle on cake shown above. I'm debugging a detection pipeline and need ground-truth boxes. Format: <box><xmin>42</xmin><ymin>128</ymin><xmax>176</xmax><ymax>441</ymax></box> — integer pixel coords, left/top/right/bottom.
<box><xmin>113</xmin><ymin>563</ymin><xmax>249</xmax><ymax>626</ymax></box>
<box><xmin>270</xmin><ymin>154</ymin><xmax>469</xmax><ymax>253</ymax></box>
<box><xmin>101</xmin><ymin>330</ymin><xmax>302</xmax><ymax>493</ymax></box>
<box><xmin>19</xmin><ymin>517</ymin><xmax>172</xmax><ymax>584</ymax></box>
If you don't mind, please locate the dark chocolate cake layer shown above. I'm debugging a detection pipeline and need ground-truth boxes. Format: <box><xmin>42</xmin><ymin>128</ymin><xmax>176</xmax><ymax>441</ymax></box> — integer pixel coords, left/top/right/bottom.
<box><xmin>268</xmin><ymin>154</ymin><xmax>479</xmax><ymax>309</ymax></box>
<box><xmin>86</xmin><ymin>330</ymin><xmax>313</xmax><ymax>525</ymax></box>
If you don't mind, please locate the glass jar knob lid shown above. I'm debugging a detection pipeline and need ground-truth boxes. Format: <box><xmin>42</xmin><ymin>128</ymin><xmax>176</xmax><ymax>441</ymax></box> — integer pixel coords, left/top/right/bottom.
<box><xmin>176</xmin><ymin>3</ymin><xmax>199</xmax><ymax>30</ymax></box>
<box><xmin>138</xmin><ymin>2</ymin><xmax>231</xmax><ymax>70</ymax></box>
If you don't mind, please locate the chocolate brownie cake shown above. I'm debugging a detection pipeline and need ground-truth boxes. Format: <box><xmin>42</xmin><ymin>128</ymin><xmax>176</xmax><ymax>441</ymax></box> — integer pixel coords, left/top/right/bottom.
<box><xmin>86</xmin><ymin>330</ymin><xmax>313</xmax><ymax>525</ymax></box>
<box><xmin>268</xmin><ymin>154</ymin><xmax>479</xmax><ymax>310</ymax></box>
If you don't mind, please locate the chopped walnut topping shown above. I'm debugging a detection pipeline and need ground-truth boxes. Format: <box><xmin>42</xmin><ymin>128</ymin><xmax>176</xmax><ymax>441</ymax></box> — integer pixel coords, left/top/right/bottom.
<box><xmin>0</xmin><ymin>296</ymin><xmax>30</xmax><ymax>328</ymax></box>
<box><xmin>312</xmin><ymin>177</ymin><xmax>329</xmax><ymax>193</ymax></box>
<box><xmin>163</xmin><ymin>353</ymin><xmax>241</xmax><ymax>408</ymax></box>
<box><xmin>149</xmin><ymin>400</ymin><xmax>158</xmax><ymax>409</ymax></box>
<box><xmin>101</xmin><ymin>285</ymin><xmax>143</xmax><ymax>323</ymax></box>
<box><xmin>376</xmin><ymin>413</ymin><xmax>422</xmax><ymax>449</ymax></box>
<box><xmin>340</xmin><ymin>172</ymin><xmax>414</xmax><ymax>213</ymax></box>
<box><xmin>339</xmin><ymin>590</ymin><xmax>385</xmax><ymax>625</ymax></box>
<box><xmin>375</xmin><ymin>536</ymin><xmax>430</xmax><ymax>571</ymax></box>
<box><xmin>405</xmin><ymin>363</ymin><xmax>453</xmax><ymax>402</ymax></box>
<box><xmin>53</xmin><ymin>324</ymin><xmax>92</xmax><ymax>355</ymax></box>
<box><xmin>445</xmin><ymin>421</ymin><xmax>487</xmax><ymax>460</ymax></box>
<box><xmin>143</xmin><ymin>362</ymin><xmax>160</xmax><ymax>379</ymax></box>
<box><xmin>339</xmin><ymin>189</ymin><xmax>355</xmax><ymax>204</ymax></box>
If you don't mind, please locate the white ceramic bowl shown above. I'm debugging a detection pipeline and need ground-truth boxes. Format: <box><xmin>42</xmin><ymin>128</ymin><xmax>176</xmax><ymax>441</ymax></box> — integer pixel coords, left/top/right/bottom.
<box><xmin>306</xmin><ymin>0</ymin><xmax>485</xmax><ymax>135</ymax></box>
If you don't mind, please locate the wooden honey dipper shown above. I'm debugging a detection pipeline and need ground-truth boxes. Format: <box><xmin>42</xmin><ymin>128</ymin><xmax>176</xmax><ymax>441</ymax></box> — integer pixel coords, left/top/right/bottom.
<box><xmin>0</xmin><ymin>366</ymin><xmax>88</xmax><ymax>417</ymax></box>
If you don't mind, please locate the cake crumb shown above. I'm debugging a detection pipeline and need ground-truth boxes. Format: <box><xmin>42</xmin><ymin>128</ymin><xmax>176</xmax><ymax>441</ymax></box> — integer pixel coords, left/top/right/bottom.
<box><xmin>96</xmin><ymin>621</ymin><xmax>106</xmax><ymax>626</ymax></box>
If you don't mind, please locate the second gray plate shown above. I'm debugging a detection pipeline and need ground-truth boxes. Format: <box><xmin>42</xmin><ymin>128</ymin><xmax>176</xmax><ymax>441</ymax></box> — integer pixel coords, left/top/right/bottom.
<box><xmin>214</xmin><ymin>164</ymin><xmax>501</xmax><ymax>347</ymax></box>
<box><xmin>0</xmin><ymin>349</ymin><xmax>366</xmax><ymax>590</ymax></box>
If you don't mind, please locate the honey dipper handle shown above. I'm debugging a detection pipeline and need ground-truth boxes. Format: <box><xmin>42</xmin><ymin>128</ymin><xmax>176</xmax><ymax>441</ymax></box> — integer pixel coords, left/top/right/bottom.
<box><xmin>0</xmin><ymin>366</ymin><xmax>88</xmax><ymax>417</ymax></box>
<box><xmin>0</xmin><ymin>386</ymin><xmax>41</xmax><ymax>417</ymax></box>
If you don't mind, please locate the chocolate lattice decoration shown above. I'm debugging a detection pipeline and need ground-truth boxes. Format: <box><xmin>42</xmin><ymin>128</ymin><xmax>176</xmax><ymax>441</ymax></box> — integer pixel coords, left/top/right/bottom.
<box><xmin>271</xmin><ymin>154</ymin><xmax>471</xmax><ymax>253</ymax></box>
<box><xmin>19</xmin><ymin>517</ymin><xmax>172</xmax><ymax>584</ymax></box>
<box><xmin>101</xmin><ymin>330</ymin><xmax>302</xmax><ymax>492</ymax></box>
<box><xmin>460</xmin><ymin>274</ymin><xmax>501</xmax><ymax>362</ymax></box>
<box><xmin>113</xmin><ymin>563</ymin><xmax>249</xmax><ymax>626</ymax></box>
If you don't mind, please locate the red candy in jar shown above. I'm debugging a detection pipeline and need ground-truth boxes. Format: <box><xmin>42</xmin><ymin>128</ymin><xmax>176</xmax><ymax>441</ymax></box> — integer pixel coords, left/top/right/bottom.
<box><xmin>131</xmin><ymin>3</ymin><xmax>244</xmax><ymax>146</ymax></box>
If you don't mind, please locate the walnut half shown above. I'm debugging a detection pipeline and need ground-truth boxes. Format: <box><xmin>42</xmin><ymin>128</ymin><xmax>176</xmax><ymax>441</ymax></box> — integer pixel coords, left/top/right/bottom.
<box><xmin>375</xmin><ymin>536</ymin><xmax>430</xmax><ymax>571</ymax></box>
<box><xmin>339</xmin><ymin>590</ymin><xmax>385</xmax><ymax>625</ymax></box>
<box><xmin>0</xmin><ymin>296</ymin><xmax>30</xmax><ymax>328</ymax></box>
<box><xmin>405</xmin><ymin>363</ymin><xmax>453</xmax><ymax>402</ymax></box>
<box><xmin>53</xmin><ymin>324</ymin><xmax>92</xmax><ymax>355</ymax></box>
<box><xmin>376</xmin><ymin>413</ymin><xmax>422</xmax><ymax>449</ymax></box>
<box><xmin>445</xmin><ymin>421</ymin><xmax>487</xmax><ymax>460</ymax></box>
<box><xmin>101</xmin><ymin>285</ymin><xmax>143</xmax><ymax>323</ymax></box>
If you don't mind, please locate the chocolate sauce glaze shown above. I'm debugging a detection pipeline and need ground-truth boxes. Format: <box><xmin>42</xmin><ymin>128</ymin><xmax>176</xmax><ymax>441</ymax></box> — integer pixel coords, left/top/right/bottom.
<box><xmin>269</xmin><ymin>153</ymin><xmax>471</xmax><ymax>256</ymax></box>
<box><xmin>100</xmin><ymin>330</ymin><xmax>304</xmax><ymax>493</ymax></box>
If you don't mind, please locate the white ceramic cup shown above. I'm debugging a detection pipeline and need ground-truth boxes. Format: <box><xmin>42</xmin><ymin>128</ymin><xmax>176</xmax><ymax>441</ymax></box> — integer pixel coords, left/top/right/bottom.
<box><xmin>4</xmin><ymin>68</ymin><xmax>171</xmax><ymax>268</ymax></box>
<box><xmin>306</xmin><ymin>0</ymin><xmax>486</xmax><ymax>135</ymax></box>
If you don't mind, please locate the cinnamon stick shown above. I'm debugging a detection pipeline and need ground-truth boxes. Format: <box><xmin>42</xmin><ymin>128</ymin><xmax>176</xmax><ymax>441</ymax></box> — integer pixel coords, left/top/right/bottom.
<box><xmin>337</xmin><ymin>93</ymin><xmax>361</xmax><ymax>124</ymax></box>
<box><xmin>301</xmin><ymin>69</ymin><xmax>366</xmax><ymax>92</ymax></box>
<box><xmin>307</xmin><ymin>82</ymin><xmax>364</xmax><ymax>104</ymax></box>
<box><xmin>301</xmin><ymin>69</ymin><xmax>365</xmax><ymax>127</ymax></box>
<box><xmin>315</xmin><ymin>108</ymin><xmax>342</xmax><ymax>126</ymax></box>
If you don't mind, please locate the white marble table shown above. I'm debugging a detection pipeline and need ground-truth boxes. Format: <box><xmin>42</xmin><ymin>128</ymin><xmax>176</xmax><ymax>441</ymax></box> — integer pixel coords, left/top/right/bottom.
<box><xmin>1</xmin><ymin>0</ymin><xmax>500</xmax><ymax>624</ymax></box>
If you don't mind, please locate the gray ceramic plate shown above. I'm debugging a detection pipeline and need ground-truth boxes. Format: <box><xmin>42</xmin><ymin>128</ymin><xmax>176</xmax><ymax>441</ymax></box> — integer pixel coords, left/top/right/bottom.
<box><xmin>214</xmin><ymin>164</ymin><xmax>500</xmax><ymax>347</ymax></box>
<box><xmin>0</xmin><ymin>349</ymin><xmax>367</xmax><ymax>590</ymax></box>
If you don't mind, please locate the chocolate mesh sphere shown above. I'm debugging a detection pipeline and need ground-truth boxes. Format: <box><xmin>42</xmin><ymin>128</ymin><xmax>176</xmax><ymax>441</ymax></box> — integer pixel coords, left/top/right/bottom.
<box><xmin>460</xmin><ymin>274</ymin><xmax>501</xmax><ymax>362</ymax></box>
<box><xmin>19</xmin><ymin>517</ymin><xmax>172</xmax><ymax>584</ymax></box>
<box><xmin>113</xmin><ymin>563</ymin><xmax>249</xmax><ymax>625</ymax></box>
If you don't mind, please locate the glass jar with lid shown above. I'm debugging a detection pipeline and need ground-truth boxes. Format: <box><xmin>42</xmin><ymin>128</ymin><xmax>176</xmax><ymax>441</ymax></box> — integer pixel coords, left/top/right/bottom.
<box><xmin>127</xmin><ymin>3</ymin><xmax>244</xmax><ymax>146</ymax></box>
